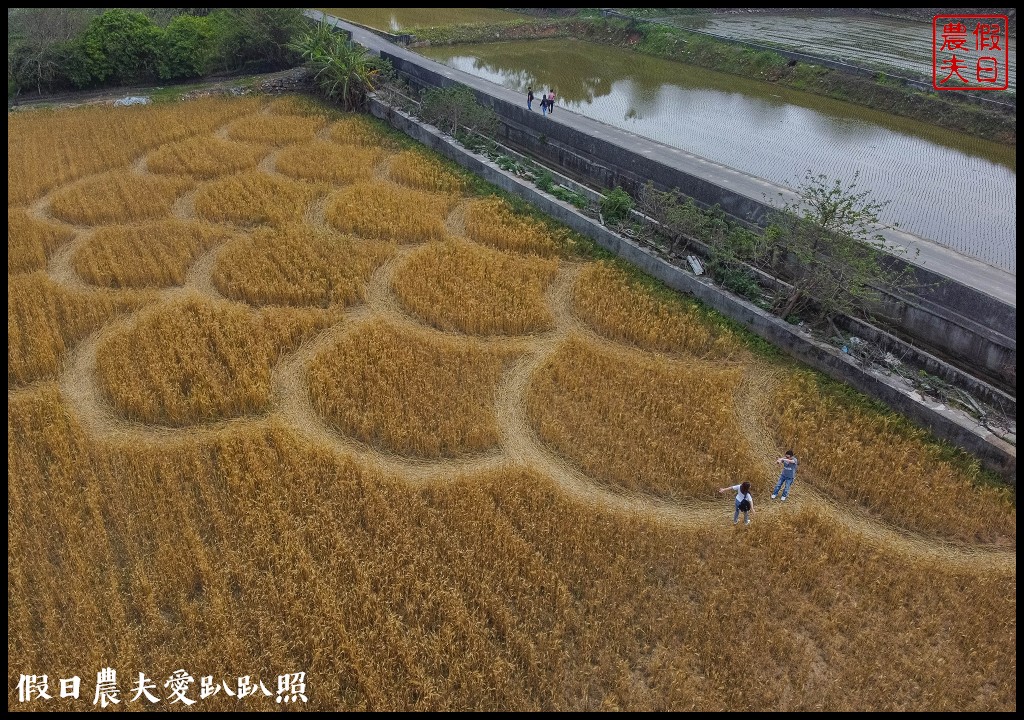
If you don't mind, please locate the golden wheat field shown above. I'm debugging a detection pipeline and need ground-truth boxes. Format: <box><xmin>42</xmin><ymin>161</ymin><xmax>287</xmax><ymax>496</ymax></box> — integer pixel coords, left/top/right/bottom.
<box><xmin>7</xmin><ymin>93</ymin><xmax>1016</xmax><ymax>712</ymax></box>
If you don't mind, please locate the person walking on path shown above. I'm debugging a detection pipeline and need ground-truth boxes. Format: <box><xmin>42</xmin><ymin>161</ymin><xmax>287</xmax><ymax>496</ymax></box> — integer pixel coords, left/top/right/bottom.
<box><xmin>540</xmin><ymin>93</ymin><xmax>549</xmax><ymax>116</ymax></box>
<box><xmin>548</xmin><ymin>89</ymin><xmax>556</xmax><ymax>114</ymax></box>
<box><xmin>527</xmin><ymin>87</ymin><xmax>534</xmax><ymax>110</ymax></box>
<box><xmin>718</xmin><ymin>481</ymin><xmax>754</xmax><ymax>525</ymax></box>
<box><xmin>772</xmin><ymin>450</ymin><xmax>799</xmax><ymax>501</ymax></box>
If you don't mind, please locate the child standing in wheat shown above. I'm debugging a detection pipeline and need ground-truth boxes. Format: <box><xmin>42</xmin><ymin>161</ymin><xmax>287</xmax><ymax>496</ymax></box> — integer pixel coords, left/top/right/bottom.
<box><xmin>718</xmin><ymin>481</ymin><xmax>753</xmax><ymax>525</ymax></box>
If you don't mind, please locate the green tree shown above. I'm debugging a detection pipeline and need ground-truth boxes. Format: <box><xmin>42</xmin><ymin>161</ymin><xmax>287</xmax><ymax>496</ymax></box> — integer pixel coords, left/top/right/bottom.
<box><xmin>637</xmin><ymin>183</ymin><xmax>752</xmax><ymax>259</ymax></box>
<box><xmin>213</xmin><ymin>8</ymin><xmax>305</xmax><ymax>72</ymax></box>
<box><xmin>157</xmin><ymin>14</ymin><xmax>215</xmax><ymax>80</ymax></box>
<box><xmin>419</xmin><ymin>84</ymin><xmax>498</xmax><ymax>138</ymax></box>
<box><xmin>768</xmin><ymin>171</ymin><xmax>918</xmax><ymax>322</ymax></box>
<box><xmin>288</xmin><ymin>24</ymin><xmax>389</xmax><ymax>110</ymax></box>
<box><xmin>80</xmin><ymin>10</ymin><xmax>162</xmax><ymax>86</ymax></box>
<box><xmin>600</xmin><ymin>187</ymin><xmax>634</xmax><ymax>224</ymax></box>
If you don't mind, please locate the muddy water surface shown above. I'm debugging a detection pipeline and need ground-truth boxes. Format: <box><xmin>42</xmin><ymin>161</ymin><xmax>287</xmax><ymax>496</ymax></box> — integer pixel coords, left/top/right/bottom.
<box><xmin>420</xmin><ymin>38</ymin><xmax>1016</xmax><ymax>273</ymax></box>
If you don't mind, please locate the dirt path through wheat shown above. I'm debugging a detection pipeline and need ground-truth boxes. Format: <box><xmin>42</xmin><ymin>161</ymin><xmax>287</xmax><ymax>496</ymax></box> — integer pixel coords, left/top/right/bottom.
<box><xmin>16</xmin><ymin>112</ymin><xmax>1011</xmax><ymax>574</ymax></box>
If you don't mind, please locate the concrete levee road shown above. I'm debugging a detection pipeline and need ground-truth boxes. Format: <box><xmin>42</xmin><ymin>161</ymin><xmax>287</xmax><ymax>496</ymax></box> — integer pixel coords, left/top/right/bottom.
<box><xmin>365</xmin><ymin>96</ymin><xmax>1015</xmax><ymax>480</ymax></box>
<box><xmin>306</xmin><ymin>11</ymin><xmax>1016</xmax><ymax>392</ymax></box>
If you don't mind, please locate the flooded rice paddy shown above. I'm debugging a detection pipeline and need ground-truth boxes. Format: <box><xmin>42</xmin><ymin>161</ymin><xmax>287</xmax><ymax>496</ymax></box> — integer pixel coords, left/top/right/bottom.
<box><xmin>659</xmin><ymin>12</ymin><xmax>1017</xmax><ymax>92</ymax></box>
<box><xmin>318</xmin><ymin>7</ymin><xmax>524</xmax><ymax>32</ymax></box>
<box><xmin>419</xmin><ymin>38</ymin><xmax>1016</xmax><ymax>274</ymax></box>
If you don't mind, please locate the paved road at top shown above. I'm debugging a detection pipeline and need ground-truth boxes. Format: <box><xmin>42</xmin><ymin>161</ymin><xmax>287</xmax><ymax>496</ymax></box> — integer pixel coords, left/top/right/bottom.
<box><xmin>310</xmin><ymin>11</ymin><xmax>1016</xmax><ymax>309</ymax></box>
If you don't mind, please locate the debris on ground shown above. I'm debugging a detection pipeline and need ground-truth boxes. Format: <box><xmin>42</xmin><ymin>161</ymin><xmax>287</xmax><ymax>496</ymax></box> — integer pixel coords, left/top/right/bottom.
<box><xmin>113</xmin><ymin>96</ymin><xmax>152</xmax><ymax>107</ymax></box>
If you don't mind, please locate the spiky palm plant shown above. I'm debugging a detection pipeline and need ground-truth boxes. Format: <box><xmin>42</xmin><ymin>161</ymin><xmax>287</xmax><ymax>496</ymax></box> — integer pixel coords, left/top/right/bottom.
<box><xmin>288</xmin><ymin>24</ymin><xmax>389</xmax><ymax>110</ymax></box>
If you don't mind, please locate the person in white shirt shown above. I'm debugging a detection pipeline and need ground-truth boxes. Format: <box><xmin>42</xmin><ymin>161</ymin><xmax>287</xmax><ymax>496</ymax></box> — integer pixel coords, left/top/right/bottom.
<box><xmin>718</xmin><ymin>481</ymin><xmax>754</xmax><ymax>525</ymax></box>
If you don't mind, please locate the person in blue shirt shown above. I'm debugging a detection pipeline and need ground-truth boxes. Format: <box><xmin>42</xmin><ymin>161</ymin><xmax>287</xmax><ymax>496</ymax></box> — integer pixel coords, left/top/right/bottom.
<box><xmin>772</xmin><ymin>450</ymin><xmax>798</xmax><ymax>501</ymax></box>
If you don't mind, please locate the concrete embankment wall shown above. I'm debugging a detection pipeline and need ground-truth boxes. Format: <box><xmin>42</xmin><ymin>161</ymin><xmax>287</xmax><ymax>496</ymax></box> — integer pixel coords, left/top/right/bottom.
<box><xmin>381</xmin><ymin>51</ymin><xmax>1016</xmax><ymax>394</ymax></box>
<box><xmin>367</xmin><ymin>97</ymin><xmax>1015</xmax><ymax>481</ymax></box>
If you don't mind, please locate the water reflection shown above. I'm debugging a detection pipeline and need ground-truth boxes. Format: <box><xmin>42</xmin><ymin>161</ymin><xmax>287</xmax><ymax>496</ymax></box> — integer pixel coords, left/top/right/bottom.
<box><xmin>319</xmin><ymin>7</ymin><xmax>523</xmax><ymax>31</ymax></box>
<box><xmin>419</xmin><ymin>39</ymin><xmax>1016</xmax><ymax>273</ymax></box>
